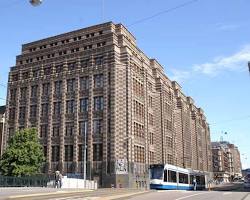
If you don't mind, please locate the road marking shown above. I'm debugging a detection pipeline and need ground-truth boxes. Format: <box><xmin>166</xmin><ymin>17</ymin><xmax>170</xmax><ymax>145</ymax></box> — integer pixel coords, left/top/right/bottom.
<box><xmin>175</xmin><ymin>193</ymin><xmax>205</xmax><ymax>200</ymax></box>
<box><xmin>223</xmin><ymin>192</ymin><xmax>232</xmax><ymax>195</ymax></box>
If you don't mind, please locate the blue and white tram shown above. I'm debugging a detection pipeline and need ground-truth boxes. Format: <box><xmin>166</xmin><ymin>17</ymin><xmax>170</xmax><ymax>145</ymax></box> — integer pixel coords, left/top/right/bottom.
<box><xmin>150</xmin><ymin>164</ymin><xmax>206</xmax><ymax>190</ymax></box>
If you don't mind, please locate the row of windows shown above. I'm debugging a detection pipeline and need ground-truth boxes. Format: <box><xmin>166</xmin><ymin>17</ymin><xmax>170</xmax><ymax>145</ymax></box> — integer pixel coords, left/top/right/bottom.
<box><xmin>10</xmin><ymin>75</ymin><xmax>104</xmax><ymax>100</ymax></box>
<box><xmin>49</xmin><ymin>143</ymin><xmax>103</xmax><ymax>162</ymax></box>
<box><xmin>29</xmin><ymin>30</ymin><xmax>103</xmax><ymax>53</ymax></box>
<box><xmin>10</xmin><ymin>97</ymin><xmax>103</xmax><ymax>120</ymax></box>
<box><xmin>40</xmin><ymin>119</ymin><xmax>103</xmax><ymax>138</ymax></box>
<box><xmin>133</xmin><ymin>100</ymin><xmax>144</xmax><ymax>120</ymax></box>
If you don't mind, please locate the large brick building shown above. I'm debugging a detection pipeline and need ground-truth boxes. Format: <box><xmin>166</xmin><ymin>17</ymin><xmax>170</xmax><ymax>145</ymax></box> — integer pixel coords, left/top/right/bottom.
<box><xmin>3</xmin><ymin>22</ymin><xmax>212</xmax><ymax>187</ymax></box>
<box><xmin>212</xmin><ymin>141</ymin><xmax>242</xmax><ymax>182</ymax></box>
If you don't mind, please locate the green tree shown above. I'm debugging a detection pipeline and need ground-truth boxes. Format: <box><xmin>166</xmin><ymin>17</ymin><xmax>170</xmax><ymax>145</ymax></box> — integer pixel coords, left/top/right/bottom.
<box><xmin>0</xmin><ymin>128</ymin><xmax>45</xmax><ymax>176</ymax></box>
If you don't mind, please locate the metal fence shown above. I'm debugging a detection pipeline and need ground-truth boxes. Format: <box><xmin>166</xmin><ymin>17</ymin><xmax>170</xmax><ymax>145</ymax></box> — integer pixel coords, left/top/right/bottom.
<box><xmin>0</xmin><ymin>175</ymin><xmax>54</xmax><ymax>187</ymax></box>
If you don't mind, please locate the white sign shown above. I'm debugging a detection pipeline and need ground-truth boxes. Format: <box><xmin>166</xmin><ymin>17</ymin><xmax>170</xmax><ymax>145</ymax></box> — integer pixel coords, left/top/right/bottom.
<box><xmin>115</xmin><ymin>159</ymin><xmax>128</xmax><ymax>174</ymax></box>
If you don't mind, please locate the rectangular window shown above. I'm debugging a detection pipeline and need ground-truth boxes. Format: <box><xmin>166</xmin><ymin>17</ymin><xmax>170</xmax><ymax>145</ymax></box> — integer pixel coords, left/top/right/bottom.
<box><xmin>94</xmin><ymin>96</ymin><xmax>103</xmax><ymax>111</ymax></box>
<box><xmin>80</xmin><ymin>59</ymin><xmax>89</xmax><ymax>68</ymax></box>
<box><xmin>80</xmin><ymin>98</ymin><xmax>88</xmax><ymax>112</ymax></box>
<box><xmin>40</xmin><ymin>124</ymin><xmax>48</xmax><ymax>138</ymax></box>
<box><xmin>31</xmin><ymin>85</ymin><xmax>38</xmax><ymax>98</ymax></box>
<box><xmin>42</xmin><ymin>83</ymin><xmax>50</xmax><ymax>96</ymax></box>
<box><xmin>179</xmin><ymin>173</ymin><xmax>189</xmax><ymax>184</ymax></box>
<box><xmin>20</xmin><ymin>87</ymin><xmax>27</xmax><ymax>99</ymax></box>
<box><xmin>94</xmin><ymin>57</ymin><xmax>103</xmax><ymax>65</ymax></box>
<box><xmin>41</xmin><ymin>103</ymin><xmax>49</xmax><ymax>117</ymax></box>
<box><xmin>64</xmin><ymin>145</ymin><xmax>73</xmax><ymax>162</ymax></box>
<box><xmin>93</xmin><ymin>144</ymin><xmax>103</xmax><ymax>161</ymax></box>
<box><xmin>168</xmin><ymin>170</ymin><xmax>177</xmax><ymax>183</ymax></box>
<box><xmin>80</xmin><ymin>77</ymin><xmax>89</xmax><ymax>90</ymax></box>
<box><xmin>67</xmin><ymin>79</ymin><xmax>75</xmax><ymax>92</ymax></box>
<box><xmin>10</xmin><ymin>89</ymin><xmax>17</xmax><ymax>101</ymax></box>
<box><xmin>9</xmin><ymin>108</ymin><xmax>16</xmax><ymax>120</ymax></box>
<box><xmin>53</xmin><ymin>102</ymin><xmax>61</xmax><ymax>115</ymax></box>
<box><xmin>52</xmin><ymin>145</ymin><xmax>60</xmax><ymax>162</ymax></box>
<box><xmin>19</xmin><ymin>107</ymin><xmax>26</xmax><ymax>119</ymax></box>
<box><xmin>66</xmin><ymin>100</ymin><xmax>75</xmax><ymax>114</ymax></box>
<box><xmin>30</xmin><ymin>105</ymin><xmax>37</xmax><ymax>118</ymax></box>
<box><xmin>54</xmin><ymin>80</ymin><xmax>62</xmax><ymax>95</ymax></box>
<box><xmin>94</xmin><ymin>74</ymin><xmax>103</xmax><ymax>88</ymax></box>
<box><xmin>53</xmin><ymin>125</ymin><xmax>60</xmax><ymax>137</ymax></box>
<box><xmin>79</xmin><ymin>121</ymin><xmax>88</xmax><ymax>135</ymax></box>
<box><xmin>55</xmin><ymin>65</ymin><xmax>63</xmax><ymax>73</ymax></box>
<box><xmin>68</xmin><ymin>62</ymin><xmax>76</xmax><ymax>71</ymax></box>
<box><xmin>93</xmin><ymin>119</ymin><xmax>102</xmax><ymax>135</ymax></box>
<box><xmin>65</xmin><ymin>123</ymin><xmax>74</xmax><ymax>136</ymax></box>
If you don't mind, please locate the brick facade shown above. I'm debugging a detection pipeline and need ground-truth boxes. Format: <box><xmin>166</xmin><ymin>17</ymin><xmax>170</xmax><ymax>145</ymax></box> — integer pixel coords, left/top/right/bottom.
<box><xmin>3</xmin><ymin>22</ymin><xmax>212</xmax><ymax>188</ymax></box>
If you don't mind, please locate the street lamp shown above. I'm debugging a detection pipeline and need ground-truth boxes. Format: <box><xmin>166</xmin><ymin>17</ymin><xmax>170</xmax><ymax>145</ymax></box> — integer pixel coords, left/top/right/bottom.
<box><xmin>83</xmin><ymin>121</ymin><xmax>87</xmax><ymax>188</ymax></box>
<box><xmin>29</xmin><ymin>0</ymin><xmax>42</xmax><ymax>6</ymax></box>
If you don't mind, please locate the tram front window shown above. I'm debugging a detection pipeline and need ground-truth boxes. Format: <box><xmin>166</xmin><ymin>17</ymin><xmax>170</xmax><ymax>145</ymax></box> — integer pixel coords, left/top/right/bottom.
<box><xmin>150</xmin><ymin>166</ymin><xmax>164</xmax><ymax>180</ymax></box>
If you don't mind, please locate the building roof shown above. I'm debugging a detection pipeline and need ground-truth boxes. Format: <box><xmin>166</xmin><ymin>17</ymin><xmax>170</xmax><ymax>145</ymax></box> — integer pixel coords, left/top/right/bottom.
<box><xmin>0</xmin><ymin>106</ymin><xmax>6</xmax><ymax>114</ymax></box>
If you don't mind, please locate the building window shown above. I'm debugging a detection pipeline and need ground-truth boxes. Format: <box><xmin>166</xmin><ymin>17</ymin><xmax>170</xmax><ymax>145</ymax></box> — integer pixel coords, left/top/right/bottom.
<box><xmin>54</xmin><ymin>80</ymin><xmax>62</xmax><ymax>95</ymax></box>
<box><xmin>19</xmin><ymin>106</ymin><xmax>26</xmax><ymax>120</ymax></box>
<box><xmin>68</xmin><ymin>62</ymin><xmax>76</xmax><ymax>71</ymax></box>
<box><xmin>20</xmin><ymin>87</ymin><xmax>27</xmax><ymax>100</ymax></box>
<box><xmin>31</xmin><ymin>85</ymin><xmax>38</xmax><ymax>98</ymax></box>
<box><xmin>65</xmin><ymin>123</ymin><xmax>74</xmax><ymax>136</ymax></box>
<box><xmin>66</xmin><ymin>100</ymin><xmax>75</xmax><ymax>114</ymax></box>
<box><xmin>149</xmin><ymin>151</ymin><xmax>154</xmax><ymax>164</ymax></box>
<box><xmin>30</xmin><ymin>105</ymin><xmax>37</xmax><ymax>118</ymax></box>
<box><xmin>93</xmin><ymin>144</ymin><xmax>103</xmax><ymax>161</ymax></box>
<box><xmin>80</xmin><ymin>77</ymin><xmax>89</xmax><ymax>90</ymax></box>
<box><xmin>134</xmin><ymin>145</ymin><xmax>145</xmax><ymax>163</ymax></box>
<box><xmin>55</xmin><ymin>65</ymin><xmax>63</xmax><ymax>73</ymax></box>
<box><xmin>33</xmin><ymin>70</ymin><xmax>39</xmax><ymax>77</ymax></box>
<box><xmin>167</xmin><ymin>154</ymin><xmax>174</xmax><ymax>165</ymax></box>
<box><xmin>9</xmin><ymin>108</ymin><xmax>16</xmax><ymax>120</ymax></box>
<box><xmin>134</xmin><ymin>122</ymin><xmax>144</xmax><ymax>138</ymax></box>
<box><xmin>148</xmin><ymin>113</ymin><xmax>154</xmax><ymax>125</ymax></box>
<box><xmin>52</xmin><ymin>145</ymin><xmax>60</xmax><ymax>162</ymax></box>
<box><xmin>94</xmin><ymin>96</ymin><xmax>103</xmax><ymax>111</ymax></box>
<box><xmin>79</xmin><ymin>121</ymin><xmax>88</xmax><ymax>135</ymax></box>
<box><xmin>42</xmin><ymin>83</ymin><xmax>50</xmax><ymax>96</ymax></box>
<box><xmin>94</xmin><ymin>57</ymin><xmax>103</xmax><ymax>65</ymax></box>
<box><xmin>40</xmin><ymin>124</ymin><xmax>48</xmax><ymax>138</ymax></box>
<box><xmin>149</xmin><ymin>132</ymin><xmax>154</xmax><ymax>145</ymax></box>
<box><xmin>80</xmin><ymin>98</ymin><xmax>88</xmax><ymax>112</ymax></box>
<box><xmin>94</xmin><ymin>74</ymin><xmax>103</xmax><ymax>88</ymax></box>
<box><xmin>43</xmin><ymin>146</ymin><xmax>47</xmax><ymax>158</ymax></box>
<box><xmin>166</xmin><ymin>136</ymin><xmax>173</xmax><ymax>148</ymax></box>
<box><xmin>67</xmin><ymin>79</ymin><xmax>75</xmax><ymax>92</ymax></box>
<box><xmin>53</xmin><ymin>125</ymin><xmax>60</xmax><ymax>137</ymax></box>
<box><xmin>148</xmin><ymin>96</ymin><xmax>153</xmax><ymax>108</ymax></box>
<box><xmin>78</xmin><ymin>144</ymin><xmax>88</xmax><ymax>161</ymax></box>
<box><xmin>64</xmin><ymin>145</ymin><xmax>73</xmax><ymax>162</ymax></box>
<box><xmin>44</xmin><ymin>67</ymin><xmax>51</xmax><ymax>75</ymax></box>
<box><xmin>10</xmin><ymin>89</ymin><xmax>17</xmax><ymax>101</ymax></box>
<box><xmin>53</xmin><ymin>102</ymin><xmax>61</xmax><ymax>115</ymax></box>
<box><xmin>80</xmin><ymin>59</ymin><xmax>89</xmax><ymax>68</ymax></box>
<box><xmin>41</xmin><ymin>103</ymin><xmax>49</xmax><ymax>117</ymax></box>
<box><xmin>93</xmin><ymin>119</ymin><xmax>102</xmax><ymax>135</ymax></box>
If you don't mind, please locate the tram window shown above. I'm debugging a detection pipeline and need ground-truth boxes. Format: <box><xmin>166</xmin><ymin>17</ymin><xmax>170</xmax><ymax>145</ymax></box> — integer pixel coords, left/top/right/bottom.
<box><xmin>150</xmin><ymin>167</ymin><xmax>163</xmax><ymax>179</ymax></box>
<box><xmin>196</xmin><ymin>176</ymin><xmax>201</xmax><ymax>185</ymax></box>
<box><xmin>179</xmin><ymin>173</ymin><xmax>189</xmax><ymax>184</ymax></box>
<box><xmin>190</xmin><ymin>175</ymin><xmax>194</xmax><ymax>184</ymax></box>
<box><xmin>168</xmin><ymin>170</ymin><xmax>177</xmax><ymax>183</ymax></box>
<box><xmin>164</xmin><ymin>170</ymin><xmax>168</xmax><ymax>182</ymax></box>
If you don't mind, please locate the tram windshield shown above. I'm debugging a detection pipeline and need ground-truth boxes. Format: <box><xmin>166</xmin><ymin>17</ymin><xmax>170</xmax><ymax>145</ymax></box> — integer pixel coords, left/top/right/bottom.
<box><xmin>150</xmin><ymin>165</ymin><xmax>164</xmax><ymax>179</ymax></box>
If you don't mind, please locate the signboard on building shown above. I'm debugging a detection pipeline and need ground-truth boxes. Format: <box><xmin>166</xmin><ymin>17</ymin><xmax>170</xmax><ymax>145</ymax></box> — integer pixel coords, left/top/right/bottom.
<box><xmin>115</xmin><ymin>159</ymin><xmax>128</xmax><ymax>174</ymax></box>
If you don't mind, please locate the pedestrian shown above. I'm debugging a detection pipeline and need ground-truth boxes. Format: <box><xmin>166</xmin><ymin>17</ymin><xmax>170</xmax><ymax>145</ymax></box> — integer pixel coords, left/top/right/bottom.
<box><xmin>193</xmin><ymin>177</ymin><xmax>197</xmax><ymax>191</ymax></box>
<box><xmin>55</xmin><ymin>171</ymin><xmax>60</xmax><ymax>188</ymax></box>
<box><xmin>59</xmin><ymin>172</ymin><xmax>63</xmax><ymax>188</ymax></box>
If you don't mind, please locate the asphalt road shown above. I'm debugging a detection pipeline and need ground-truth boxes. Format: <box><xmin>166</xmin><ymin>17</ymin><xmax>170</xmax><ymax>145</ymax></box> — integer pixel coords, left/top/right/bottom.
<box><xmin>0</xmin><ymin>183</ymin><xmax>249</xmax><ymax>200</ymax></box>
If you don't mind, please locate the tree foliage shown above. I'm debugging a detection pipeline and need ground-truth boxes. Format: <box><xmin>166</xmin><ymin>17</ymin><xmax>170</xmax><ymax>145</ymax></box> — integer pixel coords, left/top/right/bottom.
<box><xmin>0</xmin><ymin>128</ymin><xmax>45</xmax><ymax>177</ymax></box>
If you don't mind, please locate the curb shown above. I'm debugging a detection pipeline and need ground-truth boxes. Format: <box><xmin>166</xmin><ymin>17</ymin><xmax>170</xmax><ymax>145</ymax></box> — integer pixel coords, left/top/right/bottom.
<box><xmin>8</xmin><ymin>189</ymin><xmax>94</xmax><ymax>199</ymax></box>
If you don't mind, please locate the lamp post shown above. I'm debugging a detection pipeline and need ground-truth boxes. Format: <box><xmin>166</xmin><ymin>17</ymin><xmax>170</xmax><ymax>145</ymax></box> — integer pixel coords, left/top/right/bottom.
<box><xmin>83</xmin><ymin>121</ymin><xmax>87</xmax><ymax>188</ymax></box>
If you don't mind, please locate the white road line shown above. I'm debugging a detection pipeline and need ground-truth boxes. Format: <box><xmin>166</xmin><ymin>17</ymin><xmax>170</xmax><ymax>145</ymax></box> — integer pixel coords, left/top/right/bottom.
<box><xmin>175</xmin><ymin>193</ymin><xmax>205</xmax><ymax>200</ymax></box>
<box><xmin>223</xmin><ymin>192</ymin><xmax>232</xmax><ymax>195</ymax></box>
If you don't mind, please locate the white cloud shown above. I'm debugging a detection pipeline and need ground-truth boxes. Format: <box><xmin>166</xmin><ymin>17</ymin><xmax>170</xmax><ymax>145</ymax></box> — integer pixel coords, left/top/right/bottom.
<box><xmin>169</xmin><ymin>45</ymin><xmax>250</xmax><ymax>82</ymax></box>
<box><xmin>216</xmin><ymin>23</ymin><xmax>240</xmax><ymax>31</ymax></box>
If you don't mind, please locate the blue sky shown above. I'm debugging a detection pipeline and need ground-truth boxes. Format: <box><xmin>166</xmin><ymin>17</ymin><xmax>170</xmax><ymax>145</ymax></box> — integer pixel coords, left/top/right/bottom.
<box><xmin>0</xmin><ymin>0</ymin><xmax>249</xmax><ymax>169</ymax></box>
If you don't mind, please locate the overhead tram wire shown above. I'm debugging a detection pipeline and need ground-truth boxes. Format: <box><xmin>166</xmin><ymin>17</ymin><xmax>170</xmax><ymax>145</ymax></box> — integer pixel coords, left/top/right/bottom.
<box><xmin>128</xmin><ymin>0</ymin><xmax>201</xmax><ymax>27</ymax></box>
<box><xmin>209</xmin><ymin>115</ymin><xmax>250</xmax><ymax>126</ymax></box>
